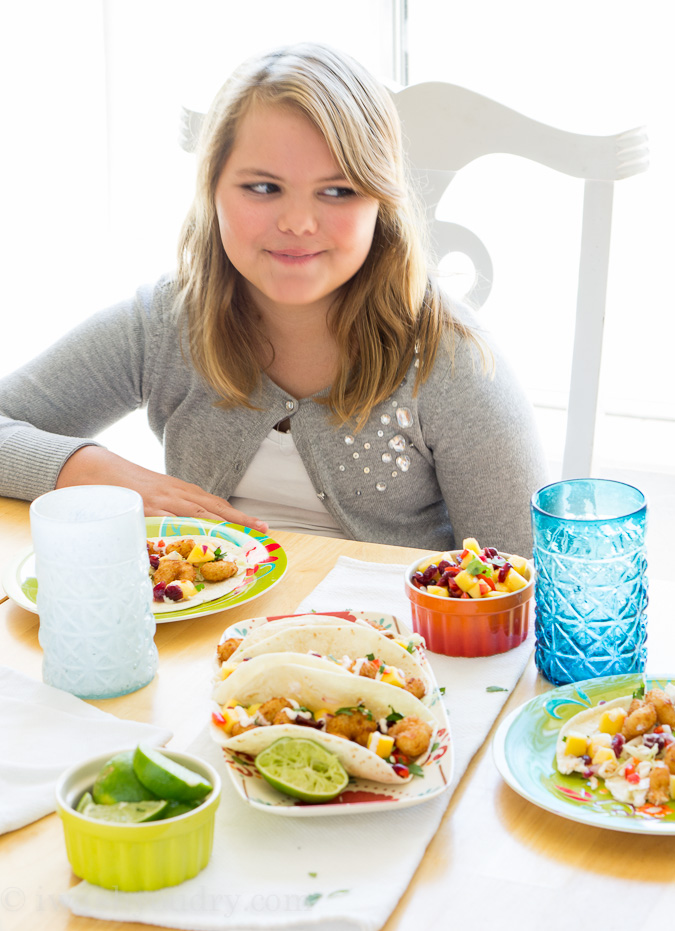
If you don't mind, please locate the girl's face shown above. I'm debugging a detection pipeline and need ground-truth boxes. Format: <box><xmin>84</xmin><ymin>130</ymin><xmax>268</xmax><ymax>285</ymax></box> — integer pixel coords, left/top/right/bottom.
<box><xmin>214</xmin><ymin>103</ymin><xmax>379</xmax><ymax>318</ymax></box>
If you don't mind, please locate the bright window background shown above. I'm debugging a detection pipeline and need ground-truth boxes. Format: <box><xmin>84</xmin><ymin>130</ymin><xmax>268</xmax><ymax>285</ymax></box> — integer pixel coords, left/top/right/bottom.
<box><xmin>1</xmin><ymin>0</ymin><xmax>672</xmax><ymax>481</ymax></box>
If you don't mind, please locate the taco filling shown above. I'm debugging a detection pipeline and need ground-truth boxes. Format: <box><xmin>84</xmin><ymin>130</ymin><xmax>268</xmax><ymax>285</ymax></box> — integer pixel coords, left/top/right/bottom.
<box><xmin>147</xmin><ymin>536</ymin><xmax>249</xmax><ymax>610</ymax></box>
<box><xmin>212</xmin><ymin>695</ymin><xmax>433</xmax><ymax>780</ymax></box>
<box><xmin>557</xmin><ymin>684</ymin><xmax>675</xmax><ymax>808</ymax></box>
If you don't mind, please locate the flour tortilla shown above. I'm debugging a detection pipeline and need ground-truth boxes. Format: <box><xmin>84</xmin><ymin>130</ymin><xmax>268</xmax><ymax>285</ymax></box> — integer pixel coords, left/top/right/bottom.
<box><xmin>216</xmin><ymin>622</ymin><xmax>432</xmax><ymax>701</ymax></box>
<box><xmin>149</xmin><ymin>536</ymin><xmax>250</xmax><ymax>614</ymax></box>
<box><xmin>211</xmin><ymin>656</ymin><xmax>437</xmax><ymax>784</ymax></box>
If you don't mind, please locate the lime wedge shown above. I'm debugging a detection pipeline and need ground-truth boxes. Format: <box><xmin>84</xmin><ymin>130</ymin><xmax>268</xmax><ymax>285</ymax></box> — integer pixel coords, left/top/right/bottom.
<box><xmin>133</xmin><ymin>745</ymin><xmax>212</xmax><ymax>801</ymax></box>
<box><xmin>76</xmin><ymin>791</ymin><xmax>94</xmax><ymax>813</ymax></box>
<box><xmin>255</xmin><ymin>737</ymin><xmax>349</xmax><ymax>803</ymax></box>
<box><xmin>79</xmin><ymin>799</ymin><xmax>169</xmax><ymax>823</ymax></box>
<box><xmin>92</xmin><ymin>750</ymin><xmax>158</xmax><ymax>805</ymax></box>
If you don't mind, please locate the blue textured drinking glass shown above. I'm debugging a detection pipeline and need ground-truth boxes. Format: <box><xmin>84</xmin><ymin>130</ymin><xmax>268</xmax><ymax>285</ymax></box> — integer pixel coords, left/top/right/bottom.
<box><xmin>531</xmin><ymin>479</ymin><xmax>648</xmax><ymax>686</ymax></box>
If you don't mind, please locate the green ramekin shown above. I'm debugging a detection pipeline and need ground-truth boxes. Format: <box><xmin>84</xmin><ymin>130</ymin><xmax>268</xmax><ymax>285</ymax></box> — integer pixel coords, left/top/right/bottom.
<box><xmin>55</xmin><ymin>747</ymin><xmax>221</xmax><ymax>891</ymax></box>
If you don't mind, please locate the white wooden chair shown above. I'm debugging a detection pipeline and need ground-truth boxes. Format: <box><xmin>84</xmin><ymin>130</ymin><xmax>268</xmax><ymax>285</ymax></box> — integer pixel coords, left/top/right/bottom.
<box><xmin>180</xmin><ymin>83</ymin><xmax>648</xmax><ymax>479</ymax></box>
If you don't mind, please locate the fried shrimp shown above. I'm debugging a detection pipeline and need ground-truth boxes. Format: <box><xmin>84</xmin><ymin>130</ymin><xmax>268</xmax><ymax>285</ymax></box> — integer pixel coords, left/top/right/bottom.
<box><xmin>201</xmin><ymin>559</ymin><xmax>239</xmax><ymax>582</ymax></box>
<box><xmin>644</xmin><ymin>688</ymin><xmax>675</xmax><ymax>728</ymax></box>
<box><xmin>388</xmin><ymin>715</ymin><xmax>433</xmax><ymax>758</ymax></box>
<box><xmin>621</xmin><ymin>699</ymin><xmax>657</xmax><ymax>741</ymax></box>
<box><xmin>403</xmin><ymin>676</ymin><xmax>426</xmax><ymax>700</ymax></box>
<box><xmin>325</xmin><ymin>710</ymin><xmax>377</xmax><ymax>747</ymax></box>
<box><xmin>217</xmin><ymin>638</ymin><xmax>243</xmax><ymax>663</ymax></box>
<box><xmin>230</xmin><ymin>721</ymin><xmax>258</xmax><ymax>737</ymax></box>
<box><xmin>646</xmin><ymin>762</ymin><xmax>671</xmax><ymax>806</ymax></box>
<box><xmin>354</xmin><ymin>659</ymin><xmax>379</xmax><ymax>679</ymax></box>
<box><xmin>257</xmin><ymin>697</ymin><xmax>293</xmax><ymax>724</ymax></box>
<box><xmin>664</xmin><ymin>742</ymin><xmax>675</xmax><ymax>775</ymax></box>
<box><xmin>166</xmin><ymin>538</ymin><xmax>195</xmax><ymax>559</ymax></box>
<box><xmin>153</xmin><ymin>557</ymin><xmax>196</xmax><ymax>585</ymax></box>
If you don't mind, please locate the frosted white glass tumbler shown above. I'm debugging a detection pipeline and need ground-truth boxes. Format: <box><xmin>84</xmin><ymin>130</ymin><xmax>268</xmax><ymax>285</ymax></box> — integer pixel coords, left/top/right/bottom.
<box><xmin>30</xmin><ymin>485</ymin><xmax>158</xmax><ymax>699</ymax></box>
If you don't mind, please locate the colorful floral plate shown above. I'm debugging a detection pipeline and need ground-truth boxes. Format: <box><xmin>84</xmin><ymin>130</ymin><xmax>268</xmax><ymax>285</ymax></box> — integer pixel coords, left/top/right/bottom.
<box><xmin>2</xmin><ymin>517</ymin><xmax>287</xmax><ymax>623</ymax></box>
<box><xmin>492</xmin><ymin>673</ymin><xmax>675</xmax><ymax>834</ymax></box>
<box><xmin>212</xmin><ymin>610</ymin><xmax>453</xmax><ymax>816</ymax></box>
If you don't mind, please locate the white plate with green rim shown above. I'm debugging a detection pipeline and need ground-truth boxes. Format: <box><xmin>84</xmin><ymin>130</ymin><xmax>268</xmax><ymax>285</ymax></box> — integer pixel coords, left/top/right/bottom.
<box><xmin>492</xmin><ymin>673</ymin><xmax>675</xmax><ymax>834</ymax></box>
<box><xmin>1</xmin><ymin>517</ymin><xmax>287</xmax><ymax>623</ymax></box>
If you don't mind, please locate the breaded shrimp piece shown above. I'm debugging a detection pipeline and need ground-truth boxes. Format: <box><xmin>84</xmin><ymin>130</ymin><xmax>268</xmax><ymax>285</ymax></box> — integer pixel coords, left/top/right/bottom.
<box><xmin>257</xmin><ymin>697</ymin><xmax>292</xmax><ymax>724</ymax></box>
<box><xmin>354</xmin><ymin>659</ymin><xmax>379</xmax><ymax>679</ymax></box>
<box><xmin>621</xmin><ymin>699</ymin><xmax>657</xmax><ymax>740</ymax></box>
<box><xmin>217</xmin><ymin>638</ymin><xmax>242</xmax><ymax>664</ymax></box>
<box><xmin>646</xmin><ymin>762</ymin><xmax>671</xmax><ymax>805</ymax></box>
<box><xmin>176</xmin><ymin>561</ymin><xmax>197</xmax><ymax>582</ymax></box>
<box><xmin>201</xmin><ymin>559</ymin><xmax>239</xmax><ymax>582</ymax></box>
<box><xmin>165</xmin><ymin>538</ymin><xmax>195</xmax><ymax>559</ymax></box>
<box><xmin>664</xmin><ymin>742</ymin><xmax>675</xmax><ymax>775</ymax></box>
<box><xmin>403</xmin><ymin>676</ymin><xmax>426</xmax><ymax>700</ymax></box>
<box><xmin>230</xmin><ymin>721</ymin><xmax>258</xmax><ymax>737</ymax></box>
<box><xmin>152</xmin><ymin>557</ymin><xmax>183</xmax><ymax>584</ymax></box>
<box><xmin>644</xmin><ymin>688</ymin><xmax>675</xmax><ymax>728</ymax></box>
<box><xmin>388</xmin><ymin>715</ymin><xmax>433</xmax><ymax>758</ymax></box>
<box><xmin>325</xmin><ymin>710</ymin><xmax>377</xmax><ymax>747</ymax></box>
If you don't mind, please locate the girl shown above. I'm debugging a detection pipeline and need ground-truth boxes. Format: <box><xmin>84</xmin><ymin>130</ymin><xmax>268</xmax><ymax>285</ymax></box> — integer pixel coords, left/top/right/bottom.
<box><xmin>0</xmin><ymin>43</ymin><xmax>548</xmax><ymax>553</ymax></box>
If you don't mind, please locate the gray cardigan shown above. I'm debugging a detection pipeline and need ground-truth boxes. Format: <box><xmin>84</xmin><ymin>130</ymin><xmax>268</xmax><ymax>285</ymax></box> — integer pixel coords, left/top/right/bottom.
<box><xmin>0</xmin><ymin>276</ymin><xmax>549</xmax><ymax>554</ymax></box>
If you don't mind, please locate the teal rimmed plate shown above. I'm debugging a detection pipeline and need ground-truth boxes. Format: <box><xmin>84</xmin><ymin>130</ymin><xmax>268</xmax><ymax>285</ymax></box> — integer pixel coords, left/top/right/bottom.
<box><xmin>2</xmin><ymin>517</ymin><xmax>287</xmax><ymax>623</ymax></box>
<box><xmin>492</xmin><ymin>673</ymin><xmax>675</xmax><ymax>834</ymax></box>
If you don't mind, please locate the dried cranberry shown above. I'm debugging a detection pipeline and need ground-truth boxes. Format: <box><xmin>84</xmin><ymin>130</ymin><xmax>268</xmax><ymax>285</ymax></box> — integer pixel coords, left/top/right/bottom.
<box><xmin>611</xmin><ymin>734</ymin><xmax>626</xmax><ymax>756</ymax></box>
<box><xmin>498</xmin><ymin>562</ymin><xmax>512</xmax><ymax>583</ymax></box>
<box><xmin>483</xmin><ymin>547</ymin><xmax>498</xmax><ymax>558</ymax></box>
<box><xmin>582</xmin><ymin>755</ymin><xmax>592</xmax><ymax>765</ymax></box>
<box><xmin>643</xmin><ymin>733</ymin><xmax>668</xmax><ymax>752</ymax></box>
<box><xmin>437</xmin><ymin>560</ymin><xmax>452</xmax><ymax>573</ymax></box>
<box><xmin>149</xmin><ymin>554</ymin><xmax>160</xmax><ymax>570</ymax></box>
<box><xmin>392</xmin><ymin>763</ymin><xmax>410</xmax><ymax>778</ymax></box>
<box><xmin>436</xmin><ymin>575</ymin><xmax>449</xmax><ymax>587</ymax></box>
<box><xmin>164</xmin><ymin>582</ymin><xmax>184</xmax><ymax>602</ymax></box>
<box><xmin>421</xmin><ymin>565</ymin><xmax>439</xmax><ymax>585</ymax></box>
<box><xmin>152</xmin><ymin>581</ymin><xmax>167</xmax><ymax>602</ymax></box>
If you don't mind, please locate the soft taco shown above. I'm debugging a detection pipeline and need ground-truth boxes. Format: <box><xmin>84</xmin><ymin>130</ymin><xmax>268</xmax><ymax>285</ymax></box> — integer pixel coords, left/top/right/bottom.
<box><xmin>214</xmin><ymin>621</ymin><xmax>432</xmax><ymax>702</ymax></box>
<box><xmin>147</xmin><ymin>535</ymin><xmax>251</xmax><ymax>613</ymax></box>
<box><xmin>556</xmin><ymin>684</ymin><xmax>675</xmax><ymax>808</ymax></box>
<box><xmin>210</xmin><ymin>655</ymin><xmax>438</xmax><ymax>784</ymax></box>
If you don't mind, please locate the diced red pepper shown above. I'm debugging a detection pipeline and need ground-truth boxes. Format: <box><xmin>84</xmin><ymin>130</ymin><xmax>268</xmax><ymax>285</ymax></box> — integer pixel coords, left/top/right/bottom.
<box><xmin>392</xmin><ymin>763</ymin><xmax>409</xmax><ymax>778</ymax></box>
<box><xmin>626</xmin><ymin>772</ymin><xmax>640</xmax><ymax>784</ymax></box>
<box><xmin>211</xmin><ymin>711</ymin><xmax>227</xmax><ymax>728</ymax></box>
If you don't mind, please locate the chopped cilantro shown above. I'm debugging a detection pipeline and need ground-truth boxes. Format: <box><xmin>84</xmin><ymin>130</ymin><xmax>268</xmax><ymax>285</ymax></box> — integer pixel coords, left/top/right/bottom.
<box><xmin>212</xmin><ymin>547</ymin><xmax>223</xmax><ymax>561</ymax></box>
<box><xmin>407</xmin><ymin>762</ymin><xmax>425</xmax><ymax>777</ymax></box>
<box><xmin>406</xmin><ymin>641</ymin><xmax>415</xmax><ymax>654</ymax></box>
<box><xmin>378</xmin><ymin>663</ymin><xmax>386</xmax><ymax>675</ymax></box>
<box><xmin>366</xmin><ymin>653</ymin><xmax>375</xmax><ymax>661</ymax></box>
<box><xmin>194</xmin><ymin>583</ymin><xmax>205</xmax><ymax>592</ymax></box>
<box><xmin>465</xmin><ymin>555</ymin><xmax>493</xmax><ymax>578</ymax></box>
<box><xmin>632</xmin><ymin>682</ymin><xmax>646</xmax><ymax>699</ymax></box>
<box><xmin>438</xmin><ymin>686</ymin><xmax>446</xmax><ymax>695</ymax></box>
<box><xmin>430</xmin><ymin>741</ymin><xmax>439</xmax><ymax>754</ymax></box>
<box><xmin>335</xmin><ymin>704</ymin><xmax>373</xmax><ymax>720</ymax></box>
<box><xmin>486</xmin><ymin>685</ymin><xmax>508</xmax><ymax>692</ymax></box>
<box><xmin>305</xmin><ymin>893</ymin><xmax>322</xmax><ymax>908</ymax></box>
<box><xmin>386</xmin><ymin>708</ymin><xmax>404</xmax><ymax>723</ymax></box>
<box><xmin>308</xmin><ymin>872</ymin><xmax>317</xmax><ymax>878</ymax></box>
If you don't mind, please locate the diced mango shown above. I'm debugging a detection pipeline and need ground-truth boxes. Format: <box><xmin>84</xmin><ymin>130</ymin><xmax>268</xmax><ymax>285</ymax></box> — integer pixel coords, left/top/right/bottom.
<box><xmin>462</xmin><ymin>537</ymin><xmax>481</xmax><ymax>555</ymax></box>
<box><xmin>381</xmin><ymin>668</ymin><xmax>405</xmax><ymax>688</ymax></box>
<box><xmin>246</xmin><ymin>703</ymin><xmax>262</xmax><ymax>717</ymax></box>
<box><xmin>564</xmin><ymin>732</ymin><xmax>588</xmax><ymax>757</ymax></box>
<box><xmin>313</xmin><ymin>708</ymin><xmax>331</xmax><ymax>722</ymax></box>
<box><xmin>592</xmin><ymin>746</ymin><xmax>617</xmax><ymax>766</ymax></box>
<box><xmin>454</xmin><ymin>570</ymin><xmax>476</xmax><ymax>593</ymax></box>
<box><xmin>502</xmin><ymin>567</ymin><xmax>528</xmax><ymax>592</ymax></box>
<box><xmin>187</xmin><ymin>543</ymin><xmax>216</xmax><ymax>565</ymax></box>
<box><xmin>494</xmin><ymin>581</ymin><xmax>510</xmax><ymax>593</ymax></box>
<box><xmin>218</xmin><ymin>705</ymin><xmax>241</xmax><ymax>735</ymax></box>
<box><xmin>599</xmin><ymin>707</ymin><xmax>626</xmax><ymax>735</ymax></box>
<box><xmin>427</xmin><ymin>584</ymin><xmax>450</xmax><ymax>598</ymax></box>
<box><xmin>219</xmin><ymin>666</ymin><xmax>234</xmax><ymax>680</ymax></box>
<box><xmin>507</xmin><ymin>554</ymin><xmax>530</xmax><ymax>579</ymax></box>
<box><xmin>486</xmin><ymin>589</ymin><xmax>505</xmax><ymax>598</ymax></box>
<box><xmin>367</xmin><ymin>732</ymin><xmax>395</xmax><ymax>758</ymax></box>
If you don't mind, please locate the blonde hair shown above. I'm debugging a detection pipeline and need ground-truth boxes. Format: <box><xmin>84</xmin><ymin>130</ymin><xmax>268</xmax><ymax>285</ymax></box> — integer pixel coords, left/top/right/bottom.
<box><xmin>177</xmin><ymin>42</ymin><xmax>485</xmax><ymax>428</ymax></box>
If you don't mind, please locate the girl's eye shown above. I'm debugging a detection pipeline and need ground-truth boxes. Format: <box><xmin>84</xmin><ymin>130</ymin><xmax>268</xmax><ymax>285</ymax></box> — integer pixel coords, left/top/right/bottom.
<box><xmin>321</xmin><ymin>186</ymin><xmax>357</xmax><ymax>199</ymax></box>
<box><xmin>245</xmin><ymin>182</ymin><xmax>280</xmax><ymax>195</ymax></box>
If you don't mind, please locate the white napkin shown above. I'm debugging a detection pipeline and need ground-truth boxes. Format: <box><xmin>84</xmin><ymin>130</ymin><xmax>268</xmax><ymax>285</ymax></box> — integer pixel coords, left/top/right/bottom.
<box><xmin>0</xmin><ymin>665</ymin><xmax>172</xmax><ymax>835</ymax></box>
<box><xmin>63</xmin><ymin>557</ymin><xmax>534</xmax><ymax>931</ymax></box>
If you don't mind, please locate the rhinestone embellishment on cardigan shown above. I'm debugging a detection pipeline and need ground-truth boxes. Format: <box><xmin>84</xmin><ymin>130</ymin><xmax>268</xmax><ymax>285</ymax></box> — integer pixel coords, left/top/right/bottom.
<box><xmin>339</xmin><ymin>403</ymin><xmax>414</xmax><ymax>493</ymax></box>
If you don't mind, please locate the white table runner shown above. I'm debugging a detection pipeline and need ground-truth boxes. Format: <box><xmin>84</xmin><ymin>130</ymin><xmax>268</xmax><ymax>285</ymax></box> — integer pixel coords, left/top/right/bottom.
<box><xmin>63</xmin><ymin>556</ymin><xmax>534</xmax><ymax>930</ymax></box>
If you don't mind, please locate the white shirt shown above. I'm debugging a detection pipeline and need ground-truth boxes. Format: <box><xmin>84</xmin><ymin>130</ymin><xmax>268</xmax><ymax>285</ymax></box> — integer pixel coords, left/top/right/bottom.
<box><xmin>229</xmin><ymin>426</ymin><xmax>346</xmax><ymax>538</ymax></box>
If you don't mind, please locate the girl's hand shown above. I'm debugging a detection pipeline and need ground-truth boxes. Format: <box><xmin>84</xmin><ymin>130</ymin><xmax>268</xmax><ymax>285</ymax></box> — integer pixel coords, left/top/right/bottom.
<box><xmin>55</xmin><ymin>446</ymin><xmax>269</xmax><ymax>532</ymax></box>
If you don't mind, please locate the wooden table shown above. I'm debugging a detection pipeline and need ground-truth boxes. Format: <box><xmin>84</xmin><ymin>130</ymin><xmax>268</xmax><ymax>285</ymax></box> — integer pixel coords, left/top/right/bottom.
<box><xmin>1</xmin><ymin>496</ymin><xmax>674</xmax><ymax>931</ymax></box>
